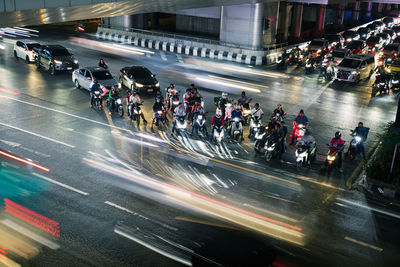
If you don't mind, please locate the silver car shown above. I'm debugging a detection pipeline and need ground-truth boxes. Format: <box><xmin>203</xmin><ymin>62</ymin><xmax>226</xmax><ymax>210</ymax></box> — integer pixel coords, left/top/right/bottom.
<box><xmin>72</xmin><ymin>67</ymin><xmax>118</xmax><ymax>93</ymax></box>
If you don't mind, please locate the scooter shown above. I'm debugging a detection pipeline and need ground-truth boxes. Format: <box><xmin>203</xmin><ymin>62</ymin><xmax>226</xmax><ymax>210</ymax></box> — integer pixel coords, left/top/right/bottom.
<box><xmin>276</xmin><ymin>56</ymin><xmax>286</xmax><ymax>70</ymax></box>
<box><xmin>249</xmin><ymin>116</ymin><xmax>261</xmax><ymax>140</ymax></box>
<box><xmin>174</xmin><ymin>115</ymin><xmax>187</xmax><ymax>134</ymax></box>
<box><xmin>109</xmin><ymin>97</ymin><xmax>124</xmax><ymax>117</ymax></box>
<box><xmin>153</xmin><ymin>109</ymin><xmax>166</xmax><ymax>129</ymax></box>
<box><xmin>130</xmin><ymin>103</ymin><xmax>142</xmax><ymax>128</ymax></box>
<box><xmin>372</xmin><ymin>74</ymin><xmax>390</xmax><ymax>96</ymax></box>
<box><xmin>212</xmin><ymin>125</ymin><xmax>225</xmax><ymax>144</ymax></box>
<box><xmin>171</xmin><ymin>95</ymin><xmax>180</xmax><ymax>114</ymax></box>
<box><xmin>295</xmin><ymin>140</ymin><xmax>316</xmax><ymax>169</ymax></box>
<box><xmin>230</xmin><ymin>117</ymin><xmax>243</xmax><ymax>141</ymax></box>
<box><xmin>324</xmin><ymin>145</ymin><xmax>340</xmax><ymax>172</ymax></box>
<box><xmin>264</xmin><ymin>137</ymin><xmax>279</xmax><ymax>162</ymax></box>
<box><xmin>192</xmin><ymin>113</ymin><xmax>208</xmax><ymax>138</ymax></box>
<box><xmin>305</xmin><ymin>59</ymin><xmax>314</xmax><ymax>74</ymax></box>
<box><xmin>93</xmin><ymin>90</ymin><xmax>103</xmax><ymax>111</ymax></box>
<box><xmin>391</xmin><ymin>73</ymin><xmax>400</xmax><ymax>93</ymax></box>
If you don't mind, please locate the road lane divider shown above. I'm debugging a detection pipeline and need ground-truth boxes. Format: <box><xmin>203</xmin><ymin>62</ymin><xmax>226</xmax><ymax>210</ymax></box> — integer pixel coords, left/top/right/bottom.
<box><xmin>0</xmin><ymin>122</ymin><xmax>75</xmax><ymax>148</ymax></box>
<box><xmin>32</xmin><ymin>173</ymin><xmax>89</xmax><ymax>196</ymax></box>
<box><xmin>344</xmin><ymin>236</ymin><xmax>383</xmax><ymax>252</ymax></box>
<box><xmin>336</xmin><ymin>198</ymin><xmax>400</xmax><ymax>220</ymax></box>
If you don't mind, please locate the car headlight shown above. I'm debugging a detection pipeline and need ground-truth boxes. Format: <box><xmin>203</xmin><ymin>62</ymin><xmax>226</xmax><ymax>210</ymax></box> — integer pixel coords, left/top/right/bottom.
<box><xmin>351</xmin><ymin>71</ymin><xmax>357</xmax><ymax>75</ymax></box>
<box><xmin>155</xmin><ymin>82</ymin><xmax>160</xmax><ymax>87</ymax></box>
<box><xmin>54</xmin><ymin>60</ymin><xmax>62</xmax><ymax>64</ymax></box>
<box><xmin>74</xmin><ymin>59</ymin><xmax>78</xmax><ymax>64</ymax></box>
<box><xmin>135</xmin><ymin>82</ymin><xmax>143</xmax><ymax>88</ymax></box>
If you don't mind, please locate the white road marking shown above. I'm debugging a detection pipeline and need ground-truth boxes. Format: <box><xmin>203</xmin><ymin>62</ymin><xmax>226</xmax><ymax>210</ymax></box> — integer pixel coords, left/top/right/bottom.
<box><xmin>160</xmin><ymin>52</ymin><xmax>167</xmax><ymax>61</ymax></box>
<box><xmin>0</xmin><ymin>139</ymin><xmax>21</xmax><ymax>147</ymax></box>
<box><xmin>337</xmin><ymin>198</ymin><xmax>400</xmax><ymax>220</ymax></box>
<box><xmin>0</xmin><ymin>122</ymin><xmax>75</xmax><ymax>148</ymax></box>
<box><xmin>1</xmin><ymin>219</ymin><xmax>60</xmax><ymax>250</ymax></box>
<box><xmin>344</xmin><ymin>236</ymin><xmax>383</xmax><ymax>252</ymax></box>
<box><xmin>33</xmin><ymin>172</ymin><xmax>89</xmax><ymax>196</ymax></box>
<box><xmin>57</xmin><ymin>126</ymin><xmax>103</xmax><ymax>141</ymax></box>
<box><xmin>114</xmin><ymin>228</ymin><xmax>191</xmax><ymax>266</ymax></box>
<box><xmin>105</xmin><ymin>201</ymin><xmax>177</xmax><ymax>231</ymax></box>
<box><xmin>0</xmin><ymin>94</ymin><xmax>132</xmax><ymax>133</ymax></box>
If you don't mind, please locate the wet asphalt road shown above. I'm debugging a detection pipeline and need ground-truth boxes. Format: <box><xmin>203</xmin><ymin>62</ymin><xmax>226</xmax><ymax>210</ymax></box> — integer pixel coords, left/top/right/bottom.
<box><xmin>0</xmin><ymin>29</ymin><xmax>399</xmax><ymax>267</ymax></box>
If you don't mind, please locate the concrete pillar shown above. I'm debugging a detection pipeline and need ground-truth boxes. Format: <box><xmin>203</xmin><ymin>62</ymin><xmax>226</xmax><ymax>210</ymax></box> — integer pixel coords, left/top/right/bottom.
<box><xmin>264</xmin><ymin>2</ymin><xmax>280</xmax><ymax>45</ymax></box>
<box><xmin>337</xmin><ymin>4</ymin><xmax>345</xmax><ymax>25</ymax></box>
<box><xmin>123</xmin><ymin>15</ymin><xmax>133</xmax><ymax>30</ymax></box>
<box><xmin>316</xmin><ymin>4</ymin><xmax>326</xmax><ymax>32</ymax></box>
<box><xmin>291</xmin><ymin>3</ymin><xmax>303</xmax><ymax>39</ymax></box>
<box><xmin>277</xmin><ymin>1</ymin><xmax>292</xmax><ymax>43</ymax></box>
<box><xmin>353</xmin><ymin>2</ymin><xmax>360</xmax><ymax>21</ymax></box>
<box><xmin>219</xmin><ymin>3</ymin><xmax>264</xmax><ymax>49</ymax></box>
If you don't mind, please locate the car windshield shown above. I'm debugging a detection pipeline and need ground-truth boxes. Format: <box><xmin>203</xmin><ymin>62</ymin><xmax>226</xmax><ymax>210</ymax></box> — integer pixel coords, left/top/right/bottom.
<box><xmin>26</xmin><ymin>43</ymin><xmax>40</xmax><ymax>50</ymax></box>
<box><xmin>367</xmin><ymin>37</ymin><xmax>380</xmax><ymax>44</ymax></box>
<box><xmin>51</xmin><ymin>48</ymin><xmax>70</xmax><ymax>56</ymax></box>
<box><xmin>383</xmin><ymin>45</ymin><xmax>398</xmax><ymax>52</ymax></box>
<box><xmin>332</xmin><ymin>51</ymin><xmax>345</xmax><ymax>58</ymax></box>
<box><xmin>127</xmin><ymin>68</ymin><xmax>152</xmax><ymax>78</ymax></box>
<box><xmin>310</xmin><ymin>40</ymin><xmax>324</xmax><ymax>46</ymax></box>
<box><xmin>339</xmin><ymin>58</ymin><xmax>361</xmax><ymax>68</ymax></box>
<box><xmin>92</xmin><ymin>70</ymin><xmax>113</xmax><ymax>80</ymax></box>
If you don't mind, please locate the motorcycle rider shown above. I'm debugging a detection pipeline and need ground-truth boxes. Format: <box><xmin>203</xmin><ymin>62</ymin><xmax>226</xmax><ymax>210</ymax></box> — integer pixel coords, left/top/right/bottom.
<box><xmin>191</xmin><ymin>105</ymin><xmax>206</xmax><ymax>135</ymax></box>
<box><xmin>270</xmin><ymin>123</ymin><xmax>283</xmax><ymax>160</ymax></box>
<box><xmin>152</xmin><ymin>96</ymin><xmax>165</xmax><ymax>127</ymax></box>
<box><xmin>172</xmin><ymin>103</ymin><xmax>186</xmax><ymax>133</ymax></box>
<box><xmin>350</xmin><ymin>122</ymin><xmax>369</xmax><ymax>160</ymax></box>
<box><xmin>280</xmin><ymin>121</ymin><xmax>288</xmax><ymax>153</ymax></box>
<box><xmin>210</xmin><ymin>109</ymin><xmax>224</xmax><ymax>140</ymax></box>
<box><xmin>238</xmin><ymin>91</ymin><xmax>251</xmax><ymax>108</ymax></box>
<box><xmin>130</xmin><ymin>92</ymin><xmax>147</xmax><ymax>124</ymax></box>
<box><xmin>272</xmin><ymin>104</ymin><xmax>285</xmax><ymax>119</ymax></box>
<box><xmin>98</xmin><ymin>58</ymin><xmax>108</xmax><ymax>69</ymax></box>
<box><xmin>251</xmin><ymin>103</ymin><xmax>264</xmax><ymax>120</ymax></box>
<box><xmin>214</xmin><ymin>92</ymin><xmax>229</xmax><ymax>118</ymax></box>
<box><xmin>107</xmin><ymin>86</ymin><xmax>119</xmax><ymax>115</ymax></box>
<box><xmin>330</xmin><ymin>131</ymin><xmax>345</xmax><ymax>172</ymax></box>
<box><xmin>291</xmin><ymin>109</ymin><xmax>309</xmax><ymax>145</ymax></box>
<box><xmin>90</xmin><ymin>78</ymin><xmax>101</xmax><ymax>108</ymax></box>
<box><xmin>297</xmin><ymin>129</ymin><xmax>316</xmax><ymax>164</ymax></box>
<box><xmin>230</xmin><ymin>105</ymin><xmax>244</xmax><ymax>140</ymax></box>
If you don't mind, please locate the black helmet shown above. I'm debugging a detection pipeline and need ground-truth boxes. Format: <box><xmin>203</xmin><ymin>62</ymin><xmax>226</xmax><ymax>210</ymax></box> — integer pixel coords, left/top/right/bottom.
<box><xmin>335</xmin><ymin>131</ymin><xmax>341</xmax><ymax>138</ymax></box>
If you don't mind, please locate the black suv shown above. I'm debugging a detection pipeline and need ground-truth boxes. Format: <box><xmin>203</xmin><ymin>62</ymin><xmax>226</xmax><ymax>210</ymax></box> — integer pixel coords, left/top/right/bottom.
<box><xmin>33</xmin><ymin>45</ymin><xmax>78</xmax><ymax>75</ymax></box>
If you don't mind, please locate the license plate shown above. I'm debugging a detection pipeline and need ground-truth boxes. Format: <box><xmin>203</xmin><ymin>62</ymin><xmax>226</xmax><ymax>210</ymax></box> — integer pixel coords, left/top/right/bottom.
<box><xmin>147</xmin><ymin>89</ymin><xmax>153</xmax><ymax>92</ymax></box>
<box><xmin>67</xmin><ymin>67</ymin><xmax>72</xmax><ymax>70</ymax></box>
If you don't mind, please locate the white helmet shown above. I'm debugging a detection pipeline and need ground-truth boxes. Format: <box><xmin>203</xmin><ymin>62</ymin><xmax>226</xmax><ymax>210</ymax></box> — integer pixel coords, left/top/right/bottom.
<box><xmin>216</xmin><ymin>108</ymin><xmax>222</xmax><ymax>117</ymax></box>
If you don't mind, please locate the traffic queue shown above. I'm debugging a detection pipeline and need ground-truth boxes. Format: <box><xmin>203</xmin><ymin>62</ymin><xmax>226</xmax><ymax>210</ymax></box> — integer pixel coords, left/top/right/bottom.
<box><xmin>277</xmin><ymin>15</ymin><xmax>400</xmax><ymax>98</ymax></box>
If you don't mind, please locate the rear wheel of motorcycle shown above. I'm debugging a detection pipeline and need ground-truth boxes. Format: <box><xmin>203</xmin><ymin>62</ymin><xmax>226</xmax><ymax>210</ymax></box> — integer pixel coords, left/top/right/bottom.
<box><xmin>118</xmin><ymin>106</ymin><xmax>124</xmax><ymax>117</ymax></box>
<box><xmin>265</xmin><ymin>152</ymin><xmax>272</xmax><ymax>162</ymax></box>
<box><xmin>137</xmin><ymin>116</ymin><xmax>140</xmax><ymax>128</ymax></box>
<box><xmin>97</xmin><ymin>101</ymin><xmax>100</xmax><ymax>111</ymax></box>
<box><xmin>296</xmin><ymin>161</ymin><xmax>302</xmax><ymax>169</ymax></box>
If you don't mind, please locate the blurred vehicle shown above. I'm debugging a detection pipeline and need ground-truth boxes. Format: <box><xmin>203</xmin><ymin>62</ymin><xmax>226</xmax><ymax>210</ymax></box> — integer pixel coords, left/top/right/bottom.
<box><xmin>392</xmin><ymin>25</ymin><xmax>400</xmax><ymax>36</ymax></box>
<box><xmin>383</xmin><ymin>29</ymin><xmax>397</xmax><ymax>40</ymax></box>
<box><xmin>0</xmin><ymin>36</ymin><xmax>5</xmax><ymax>54</ymax></box>
<box><xmin>330</xmin><ymin>48</ymin><xmax>348</xmax><ymax>65</ymax></box>
<box><xmin>372</xmin><ymin>73</ymin><xmax>390</xmax><ymax>96</ymax></box>
<box><xmin>366</xmin><ymin>23</ymin><xmax>379</xmax><ymax>34</ymax></box>
<box><xmin>357</xmin><ymin>27</ymin><xmax>371</xmax><ymax>40</ymax></box>
<box><xmin>72</xmin><ymin>67</ymin><xmax>118</xmax><ymax>95</ymax></box>
<box><xmin>376</xmin><ymin>32</ymin><xmax>391</xmax><ymax>46</ymax></box>
<box><xmin>345</xmin><ymin>40</ymin><xmax>367</xmax><ymax>54</ymax></box>
<box><xmin>380</xmin><ymin>44</ymin><xmax>400</xmax><ymax>63</ymax></box>
<box><xmin>388</xmin><ymin>59</ymin><xmax>400</xmax><ymax>73</ymax></box>
<box><xmin>324</xmin><ymin>34</ymin><xmax>344</xmax><ymax>47</ymax></box>
<box><xmin>372</xmin><ymin>20</ymin><xmax>385</xmax><ymax>32</ymax></box>
<box><xmin>342</xmin><ymin>30</ymin><xmax>360</xmax><ymax>43</ymax></box>
<box><xmin>119</xmin><ymin>66</ymin><xmax>160</xmax><ymax>93</ymax></box>
<box><xmin>307</xmin><ymin>39</ymin><xmax>329</xmax><ymax>56</ymax></box>
<box><xmin>335</xmin><ymin>54</ymin><xmax>375</xmax><ymax>83</ymax></box>
<box><xmin>366</xmin><ymin>36</ymin><xmax>384</xmax><ymax>54</ymax></box>
<box><xmin>383</xmin><ymin>17</ymin><xmax>394</xmax><ymax>28</ymax></box>
<box><xmin>388</xmin><ymin>12</ymin><xmax>400</xmax><ymax>25</ymax></box>
<box><xmin>13</xmin><ymin>40</ymin><xmax>40</xmax><ymax>62</ymax></box>
<box><xmin>34</xmin><ymin>45</ymin><xmax>78</xmax><ymax>75</ymax></box>
<box><xmin>390</xmin><ymin>72</ymin><xmax>400</xmax><ymax>92</ymax></box>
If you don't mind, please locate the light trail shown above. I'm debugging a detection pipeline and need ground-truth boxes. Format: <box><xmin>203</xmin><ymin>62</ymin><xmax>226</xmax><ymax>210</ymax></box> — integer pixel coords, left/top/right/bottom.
<box><xmin>196</xmin><ymin>77</ymin><xmax>261</xmax><ymax>93</ymax></box>
<box><xmin>0</xmin><ymin>150</ymin><xmax>50</xmax><ymax>172</ymax></box>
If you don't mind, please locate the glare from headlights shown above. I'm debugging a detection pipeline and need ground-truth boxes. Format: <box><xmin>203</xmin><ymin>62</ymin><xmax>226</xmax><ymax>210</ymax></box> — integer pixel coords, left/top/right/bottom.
<box><xmin>155</xmin><ymin>82</ymin><xmax>160</xmax><ymax>87</ymax></box>
<box><xmin>135</xmin><ymin>82</ymin><xmax>144</xmax><ymax>88</ymax></box>
<box><xmin>54</xmin><ymin>60</ymin><xmax>62</xmax><ymax>64</ymax></box>
<box><xmin>74</xmin><ymin>59</ymin><xmax>78</xmax><ymax>64</ymax></box>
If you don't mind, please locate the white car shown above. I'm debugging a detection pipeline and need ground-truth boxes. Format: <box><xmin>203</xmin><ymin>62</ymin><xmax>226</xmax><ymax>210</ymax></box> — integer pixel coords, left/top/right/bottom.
<box><xmin>72</xmin><ymin>67</ymin><xmax>118</xmax><ymax>94</ymax></box>
<box><xmin>13</xmin><ymin>40</ymin><xmax>41</xmax><ymax>62</ymax></box>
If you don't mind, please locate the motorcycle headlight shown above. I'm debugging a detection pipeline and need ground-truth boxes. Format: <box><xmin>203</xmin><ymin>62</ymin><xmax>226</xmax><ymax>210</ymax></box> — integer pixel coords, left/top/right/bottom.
<box><xmin>157</xmin><ymin>111</ymin><xmax>162</xmax><ymax>114</ymax></box>
<box><xmin>375</xmin><ymin>44</ymin><xmax>379</xmax><ymax>47</ymax></box>
<box><xmin>178</xmin><ymin>122</ymin><xmax>187</xmax><ymax>128</ymax></box>
<box><xmin>95</xmin><ymin>91</ymin><xmax>100</xmax><ymax>95</ymax></box>
<box><xmin>277</xmin><ymin>59</ymin><xmax>282</xmax><ymax>63</ymax></box>
<box><xmin>267</xmin><ymin>145</ymin><xmax>275</xmax><ymax>151</ymax></box>
<box><xmin>355</xmin><ymin>136</ymin><xmax>361</xmax><ymax>142</ymax></box>
<box><xmin>198</xmin><ymin>115</ymin><xmax>203</xmax><ymax>120</ymax></box>
<box><xmin>347</xmin><ymin>38</ymin><xmax>352</xmax><ymax>42</ymax></box>
<box><xmin>327</xmin><ymin>155</ymin><xmax>336</xmax><ymax>161</ymax></box>
<box><xmin>255</xmin><ymin>124</ymin><xmax>260</xmax><ymax>128</ymax></box>
<box><xmin>306</xmin><ymin>63</ymin><xmax>311</xmax><ymax>67</ymax></box>
<box><xmin>116</xmin><ymin>99</ymin><xmax>122</xmax><ymax>104</ymax></box>
<box><xmin>134</xmin><ymin>109</ymin><xmax>138</xmax><ymax>114</ymax></box>
<box><xmin>392</xmin><ymin>80</ymin><xmax>399</xmax><ymax>84</ymax></box>
<box><xmin>233</xmin><ymin>117</ymin><xmax>239</xmax><ymax>122</ymax></box>
<box><xmin>155</xmin><ymin>82</ymin><xmax>160</xmax><ymax>87</ymax></box>
<box><xmin>54</xmin><ymin>60</ymin><xmax>62</xmax><ymax>65</ymax></box>
<box><xmin>74</xmin><ymin>59</ymin><xmax>78</xmax><ymax>64</ymax></box>
<box><xmin>173</xmin><ymin>101</ymin><xmax>179</xmax><ymax>105</ymax></box>
<box><xmin>255</xmin><ymin>133</ymin><xmax>265</xmax><ymax>140</ymax></box>
<box><xmin>135</xmin><ymin>82</ymin><xmax>144</xmax><ymax>88</ymax></box>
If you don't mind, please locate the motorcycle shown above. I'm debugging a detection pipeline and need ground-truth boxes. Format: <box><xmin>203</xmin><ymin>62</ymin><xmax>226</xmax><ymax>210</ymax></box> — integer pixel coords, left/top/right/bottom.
<box><xmin>346</xmin><ymin>130</ymin><xmax>367</xmax><ymax>161</ymax></box>
<box><xmin>295</xmin><ymin>140</ymin><xmax>316</xmax><ymax>169</ymax></box>
<box><xmin>276</xmin><ymin>56</ymin><xmax>286</xmax><ymax>70</ymax></box>
<box><xmin>288</xmin><ymin>54</ymin><xmax>297</xmax><ymax>65</ymax></box>
<box><xmin>171</xmin><ymin>95</ymin><xmax>180</xmax><ymax>114</ymax></box>
<box><xmin>372</xmin><ymin>74</ymin><xmax>390</xmax><ymax>96</ymax></box>
<box><xmin>154</xmin><ymin>109</ymin><xmax>166</xmax><ymax>129</ymax></box>
<box><xmin>254</xmin><ymin>126</ymin><xmax>270</xmax><ymax>153</ymax></box>
<box><xmin>305</xmin><ymin>59</ymin><xmax>314</xmax><ymax>74</ymax></box>
<box><xmin>230</xmin><ymin>117</ymin><xmax>243</xmax><ymax>141</ymax></box>
<box><xmin>130</xmin><ymin>103</ymin><xmax>142</xmax><ymax>128</ymax></box>
<box><xmin>109</xmin><ymin>97</ymin><xmax>124</xmax><ymax>117</ymax></box>
<box><xmin>241</xmin><ymin>104</ymin><xmax>252</xmax><ymax>125</ymax></box>
<box><xmin>292</xmin><ymin>123</ymin><xmax>307</xmax><ymax>142</ymax></box>
<box><xmin>192</xmin><ymin>114</ymin><xmax>208</xmax><ymax>138</ymax></box>
<box><xmin>297</xmin><ymin>54</ymin><xmax>304</xmax><ymax>67</ymax></box>
<box><xmin>264</xmin><ymin>137</ymin><xmax>279</xmax><ymax>162</ymax></box>
<box><xmin>93</xmin><ymin>90</ymin><xmax>103</xmax><ymax>111</ymax></box>
<box><xmin>319</xmin><ymin>63</ymin><xmax>334</xmax><ymax>81</ymax></box>
<box><xmin>212</xmin><ymin>125</ymin><xmax>225</xmax><ymax>144</ymax></box>
<box><xmin>174</xmin><ymin>115</ymin><xmax>187</xmax><ymax>134</ymax></box>
<box><xmin>391</xmin><ymin>73</ymin><xmax>400</xmax><ymax>93</ymax></box>
<box><xmin>249</xmin><ymin>116</ymin><xmax>261</xmax><ymax>140</ymax></box>
<box><xmin>165</xmin><ymin>88</ymin><xmax>180</xmax><ymax>110</ymax></box>
<box><xmin>324</xmin><ymin>145</ymin><xmax>339</xmax><ymax>172</ymax></box>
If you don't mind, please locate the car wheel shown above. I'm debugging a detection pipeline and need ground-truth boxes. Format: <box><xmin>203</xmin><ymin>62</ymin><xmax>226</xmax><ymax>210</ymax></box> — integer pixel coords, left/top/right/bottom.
<box><xmin>26</xmin><ymin>55</ymin><xmax>30</xmax><ymax>63</ymax></box>
<box><xmin>49</xmin><ymin>64</ymin><xmax>55</xmax><ymax>75</ymax></box>
<box><xmin>75</xmin><ymin>79</ymin><xmax>80</xmax><ymax>89</ymax></box>
<box><xmin>14</xmin><ymin>51</ymin><xmax>18</xmax><ymax>59</ymax></box>
<box><xmin>354</xmin><ymin>75</ymin><xmax>360</xmax><ymax>84</ymax></box>
<box><xmin>35</xmin><ymin>57</ymin><xmax>40</xmax><ymax>69</ymax></box>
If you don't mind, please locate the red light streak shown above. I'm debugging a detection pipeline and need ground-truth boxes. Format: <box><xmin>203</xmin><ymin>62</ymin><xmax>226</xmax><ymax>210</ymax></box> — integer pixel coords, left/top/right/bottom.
<box><xmin>0</xmin><ymin>150</ymin><xmax>50</xmax><ymax>172</ymax></box>
<box><xmin>164</xmin><ymin>183</ymin><xmax>303</xmax><ymax>232</ymax></box>
<box><xmin>4</xmin><ymin>199</ymin><xmax>60</xmax><ymax>237</ymax></box>
<box><xmin>0</xmin><ymin>245</ymin><xmax>7</xmax><ymax>255</ymax></box>
<box><xmin>0</xmin><ymin>87</ymin><xmax>21</xmax><ymax>95</ymax></box>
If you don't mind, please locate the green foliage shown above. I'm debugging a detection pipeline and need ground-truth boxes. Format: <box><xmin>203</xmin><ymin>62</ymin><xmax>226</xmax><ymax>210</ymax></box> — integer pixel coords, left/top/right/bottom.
<box><xmin>366</xmin><ymin>122</ymin><xmax>400</xmax><ymax>186</ymax></box>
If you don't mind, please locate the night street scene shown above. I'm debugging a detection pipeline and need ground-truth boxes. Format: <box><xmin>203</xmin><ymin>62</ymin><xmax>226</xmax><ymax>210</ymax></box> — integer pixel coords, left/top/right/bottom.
<box><xmin>1</xmin><ymin>0</ymin><xmax>400</xmax><ymax>266</ymax></box>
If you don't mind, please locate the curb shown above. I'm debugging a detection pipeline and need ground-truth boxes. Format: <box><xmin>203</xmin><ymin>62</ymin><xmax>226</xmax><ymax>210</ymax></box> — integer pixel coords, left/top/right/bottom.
<box><xmin>95</xmin><ymin>28</ymin><xmax>266</xmax><ymax>66</ymax></box>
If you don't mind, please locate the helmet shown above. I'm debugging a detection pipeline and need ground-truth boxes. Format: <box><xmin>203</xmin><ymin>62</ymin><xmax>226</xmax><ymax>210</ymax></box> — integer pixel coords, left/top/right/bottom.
<box><xmin>236</xmin><ymin>106</ymin><xmax>241</xmax><ymax>111</ymax></box>
<box><xmin>190</xmin><ymin>83</ymin><xmax>195</xmax><ymax>87</ymax></box>
<box><xmin>216</xmin><ymin>109</ymin><xmax>222</xmax><ymax>117</ymax></box>
<box><xmin>170</xmin><ymin>83</ymin><xmax>174</xmax><ymax>87</ymax></box>
<box><xmin>277</xmin><ymin>104</ymin><xmax>282</xmax><ymax>109</ymax></box>
<box><xmin>222</xmin><ymin>92</ymin><xmax>228</xmax><ymax>99</ymax></box>
<box><xmin>241</xmin><ymin>91</ymin><xmax>246</xmax><ymax>95</ymax></box>
<box><xmin>335</xmin><ymin>131</ymin><xmax>341</xmax><ymax>138</ymax></box>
